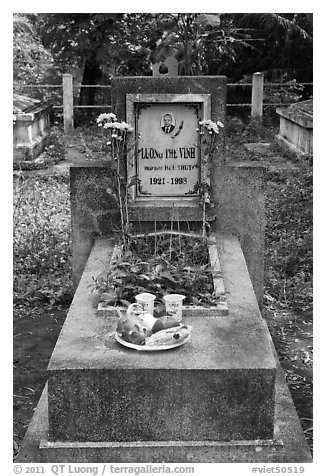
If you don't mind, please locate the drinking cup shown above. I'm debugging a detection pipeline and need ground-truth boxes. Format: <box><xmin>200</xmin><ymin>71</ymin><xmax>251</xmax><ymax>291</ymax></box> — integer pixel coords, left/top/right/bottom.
<box><xmin>163</xmin><ymin>294</ymin><xmax>186</xmax><ymax>322</ymax></box>
<box><xmin>135</xmin><ymin>292</ymin><xmax>156</xmax><ymax>314</ymax></box>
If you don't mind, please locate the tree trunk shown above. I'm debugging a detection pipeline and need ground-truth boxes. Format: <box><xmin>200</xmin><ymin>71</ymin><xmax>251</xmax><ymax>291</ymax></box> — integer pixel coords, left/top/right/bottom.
<box><xmin>79</xmin><ymin>56</ymin><xmax>102</xmax><ymax>105</ymax></box>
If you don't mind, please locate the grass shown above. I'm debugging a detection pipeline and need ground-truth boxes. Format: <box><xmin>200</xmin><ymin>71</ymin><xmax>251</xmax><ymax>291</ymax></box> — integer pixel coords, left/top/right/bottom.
<box><xmin>13</xmin><ymin>173</ymin><xmax>73</xmax><ymax>311</ymax></box>
<box><xmin>225</xmin><ymin>115</ymin><xmax>312</xmax><ymax>315</ymax></box>
<box><xmin>264</xmin><ymin>157</ymin><xmax>312</xmax><ymax>312</ymax></box>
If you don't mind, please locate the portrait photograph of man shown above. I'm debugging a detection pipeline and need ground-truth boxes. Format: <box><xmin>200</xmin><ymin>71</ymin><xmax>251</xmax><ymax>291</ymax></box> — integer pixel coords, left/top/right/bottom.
<box><xmin>161</xmin><ymin>112</ymin><xmax>176</xmax><ymax>134</ymax></box>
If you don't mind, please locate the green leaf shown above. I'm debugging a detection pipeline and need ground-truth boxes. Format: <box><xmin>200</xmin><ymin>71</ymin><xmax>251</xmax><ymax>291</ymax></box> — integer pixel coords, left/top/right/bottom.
<box><xmin>195</xmin><ymin>14</ymin><xmax>221</xmax><ymax>28</ymax></box>
<box><xmin>160</xmin><ymin>272</ymin><xmax>177</xmax><ymax>284</ymax></box>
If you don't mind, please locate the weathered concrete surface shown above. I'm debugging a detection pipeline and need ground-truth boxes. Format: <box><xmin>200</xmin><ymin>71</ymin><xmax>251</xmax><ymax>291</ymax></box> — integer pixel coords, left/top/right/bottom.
<box><xmin>15</xmin><ymin>358</ymin><xmax>312</xmax><ymax>463</ymax></box>
<box><xmin>13</xmin><ymin>101</ymin><xmax>53</xmax><ymax>161</ymax></box>
<box><xmin>48</xmin><ymin>367</ymin><xmax>274</xmax><ymax>443</ymax></box>
<box><xmin>276</xmin><ymin>99</ymin><xmax>313</xmax><ymax>156</ymax></box>
<box><xmin>213</xmin><ymin>163</ymin><xmax>265</xmax><ymax>306</ymax></box>
<box><xmin>16</xmin><ymin>350</ymin><xmax>312</xmax><ymax>463</ymax></box>
<box><xmin>16</xmin><ymin>235</ymin><xmax>312</xmax><ymax>463</ymax></box>
<box><xmin>69</xmin><ymin>162</ymin><xmax>120</xmax><ymax>289</ymax></box>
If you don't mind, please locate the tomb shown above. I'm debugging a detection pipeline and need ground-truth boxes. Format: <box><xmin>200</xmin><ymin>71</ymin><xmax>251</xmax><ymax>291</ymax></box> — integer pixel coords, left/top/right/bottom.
<box><xmin>13</xmin><ymin>96</ymin><xmax>53</xmax><ymax>161</ymax></box>
<box><xmin>16</xmin><ymin>77</ymin><xmax>312</xmax><ymax>463</ymax></box>
<box><xmin>275</xmin><ymin>99</ymin><xmax>313</xmax><ymax>156</ymax></box>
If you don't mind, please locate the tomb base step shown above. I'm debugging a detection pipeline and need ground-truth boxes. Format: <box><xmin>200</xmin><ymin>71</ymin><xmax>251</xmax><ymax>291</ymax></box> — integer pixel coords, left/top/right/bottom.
<box><xmin>13</xmin><ymin>132</ymin><xmax>51</xmax><ymax>161</ymax></box>
<box><xmin>15</xmin><ymin>380</ymin><xmax>311</xmax><ymax>463</ymax></box>
<box><xmin>39</xmin><ymin>438</ymin><xmax>284</xmax><ymax>464</ymax></box>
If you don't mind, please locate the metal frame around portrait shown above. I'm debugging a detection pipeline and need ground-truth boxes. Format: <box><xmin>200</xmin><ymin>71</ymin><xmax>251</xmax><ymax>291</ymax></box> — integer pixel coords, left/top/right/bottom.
<box><xmin>126</xmin><ymin>93</ymin><xmax>211</xmax><ymax>206</ymax></box>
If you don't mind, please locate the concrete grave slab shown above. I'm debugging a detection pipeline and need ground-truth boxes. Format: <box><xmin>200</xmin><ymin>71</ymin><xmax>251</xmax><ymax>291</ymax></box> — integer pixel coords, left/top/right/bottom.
<box><xmin>45</xmin><ymin>234</ymin><xmax>275</xmax><ymax>444</ymax></box>
<box><xmin>16</xmin><ymin>234</ymin><xmax>312</xmax><ymax>463</ymax></box>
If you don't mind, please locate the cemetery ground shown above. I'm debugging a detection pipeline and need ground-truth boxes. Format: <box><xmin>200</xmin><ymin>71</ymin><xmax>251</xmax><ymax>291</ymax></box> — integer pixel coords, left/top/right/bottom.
<box><xmin>13</xmin><ymin>116</ymin><xmax>313</xmax><ymax>458</ymax></box>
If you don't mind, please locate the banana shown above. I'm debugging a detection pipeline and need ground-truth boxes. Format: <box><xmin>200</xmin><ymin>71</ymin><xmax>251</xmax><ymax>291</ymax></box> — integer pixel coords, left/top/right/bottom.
<box><xmin>145</xmin><ymin>325</ymin><xmax>191</xmax><ymax>347</ymax></box>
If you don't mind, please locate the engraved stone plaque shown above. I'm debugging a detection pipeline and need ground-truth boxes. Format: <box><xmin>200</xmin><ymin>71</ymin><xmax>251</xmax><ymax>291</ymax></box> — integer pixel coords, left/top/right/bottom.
<box><xmin>136</xmin><ymin>103</ymin><xmax>200</xmax><ymax>197</ymax></box>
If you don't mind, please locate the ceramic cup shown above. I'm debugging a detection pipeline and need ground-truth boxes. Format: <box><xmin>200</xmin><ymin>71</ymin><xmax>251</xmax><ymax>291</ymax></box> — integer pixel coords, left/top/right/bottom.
<box><xmin>135</xmin><ymin>292</ymin><xmax>156</xmax><ymax>314</ymax></box>
<box><xmin>163</xmin><ymin>294</ymin><xmax>186</xmax><ymax>322</ymax></box>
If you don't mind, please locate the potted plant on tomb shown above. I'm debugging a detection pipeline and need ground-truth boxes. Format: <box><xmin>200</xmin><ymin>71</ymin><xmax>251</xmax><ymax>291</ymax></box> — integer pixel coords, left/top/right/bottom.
<box><xmin>92</xmin><ymin>112</ymin><xmax>226</xmax><ymax>314</ymax></box>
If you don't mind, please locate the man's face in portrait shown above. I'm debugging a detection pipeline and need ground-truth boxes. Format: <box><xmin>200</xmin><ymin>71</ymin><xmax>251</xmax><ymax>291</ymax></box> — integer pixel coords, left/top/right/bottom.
<box><xmin>163</xmin><ymin>115</ymin><xmax>173</xmax><ymax>127</ymax></box>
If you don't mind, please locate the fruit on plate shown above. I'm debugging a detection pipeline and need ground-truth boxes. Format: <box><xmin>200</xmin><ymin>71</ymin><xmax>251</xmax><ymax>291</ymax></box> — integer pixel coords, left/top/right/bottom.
<box><xmin>145</xmin><ymin>325</ymin><xmax>191</xmax><ymax>347</ymax></box>
<box><xmin>138</xmin><ymin>312</ymin><xmax>157</xmax><ymax>331</ymax></box>
<box><xmin>124</xmin><ymin>303</ymin><xmax>156</xmax><ymax>333</ymax></box>
<box><xmin>151</xmin><ymin>316</ymin><xmax>180</xmax><ymax>334</ymax></box>
<box><xmin>116</xmin><ymin>315</ymin><xmax>148</xmax><ymax>345</ymax></box>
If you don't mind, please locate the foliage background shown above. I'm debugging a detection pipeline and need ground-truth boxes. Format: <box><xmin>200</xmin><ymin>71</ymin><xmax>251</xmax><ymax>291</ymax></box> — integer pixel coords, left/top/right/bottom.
<box><xmin>13</xmin><ymin>13</ymin><xmax>312</xmax><ymax>105</ymax></box>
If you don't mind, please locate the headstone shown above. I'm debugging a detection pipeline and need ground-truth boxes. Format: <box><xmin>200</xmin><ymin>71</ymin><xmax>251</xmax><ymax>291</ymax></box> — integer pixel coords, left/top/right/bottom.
<box><xmin>136</xmin><ymin>104</ymin><xmax>199</xmax><ymax>196</ymax></box>
<box><xmin>126</xmin><ymin>93</ymin><xmax>210</xmax><ymax>211</ymax></box>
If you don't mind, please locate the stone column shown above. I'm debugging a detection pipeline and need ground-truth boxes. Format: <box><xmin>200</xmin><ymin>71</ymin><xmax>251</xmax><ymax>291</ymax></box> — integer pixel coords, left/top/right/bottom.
<box><xmin>251</xmin><ymin>72</ymin><xmax>264</xmax><ymax>120</ymax></box>
<box><xmin>62</xmin><ymin>74</ymin><xmax>74</xmax><ymax>131</ymax></box>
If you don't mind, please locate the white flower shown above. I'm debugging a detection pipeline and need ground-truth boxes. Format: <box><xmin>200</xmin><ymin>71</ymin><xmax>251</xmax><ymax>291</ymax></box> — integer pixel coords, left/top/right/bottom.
<box><xmin>119</xmin><ymin>121</ymin><xmax>134</xmax><ymax>132</ymax></box>
<box><xmin>97</xmin><ymin>112</ymin><xmax>117</xmax><ymax>125</ymax></box>
<box><xmin>199</xmin><ymin>119</ymin><xmax>222</xmax><ymax>134</ymax></box>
